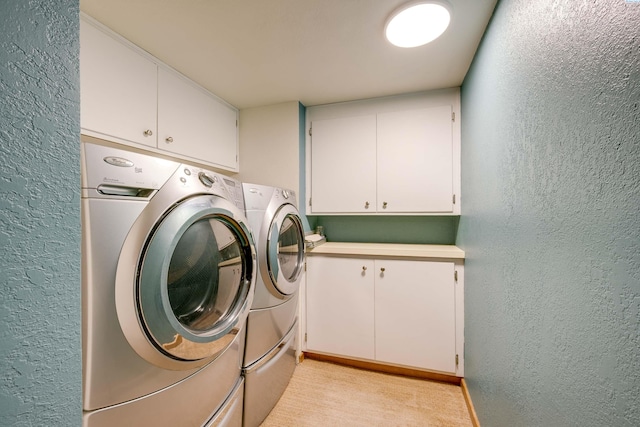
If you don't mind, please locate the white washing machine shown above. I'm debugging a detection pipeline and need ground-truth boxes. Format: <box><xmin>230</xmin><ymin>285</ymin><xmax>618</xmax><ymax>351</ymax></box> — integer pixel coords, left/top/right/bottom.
<box><xmin>81</xmin><ymin>140</ymin><xmax>256</xmax><ymax>427</ymax></box>
<box><xmin>241</xmin><ymin>183</ymin><xmax>306</xmax><ymax>427</ymax></box>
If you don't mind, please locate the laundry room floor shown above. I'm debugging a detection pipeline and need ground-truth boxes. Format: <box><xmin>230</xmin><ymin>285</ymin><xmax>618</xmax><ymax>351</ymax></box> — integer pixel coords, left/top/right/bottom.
<box><xmin>260</xmin><ymin>358</ymin><xmax>473</xmax><ymax>426</ymax></box>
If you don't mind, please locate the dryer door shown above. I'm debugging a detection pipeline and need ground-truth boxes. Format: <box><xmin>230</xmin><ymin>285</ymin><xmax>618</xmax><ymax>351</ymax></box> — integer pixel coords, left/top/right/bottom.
<box><xmin>263</xmin><ymin>204</ymin><xmax>305</xmax><ymax>296</ymax></box>
<box><xmin>116</xmin><ymin>194</ymin><xmax>256</xmax><ymax>370</ymax></box>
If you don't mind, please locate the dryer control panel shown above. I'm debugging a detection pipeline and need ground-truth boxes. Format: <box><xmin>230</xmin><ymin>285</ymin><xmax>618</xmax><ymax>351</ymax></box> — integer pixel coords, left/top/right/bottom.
<box><xmin>81</xmin><ymin>142</ymin><xmax>180</xmax><ymax>192</ymax></box>
<box><xmin>179</xmin><ymin>165</ymin><xmax>246</xmax><ymax>211</ymax></box>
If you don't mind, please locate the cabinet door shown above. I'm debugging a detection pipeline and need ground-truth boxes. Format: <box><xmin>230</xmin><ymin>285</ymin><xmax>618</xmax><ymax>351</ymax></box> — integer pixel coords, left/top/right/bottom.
<box><xmin>310</xmin><ymin>115</ymin><xmax>377</xmax><ymax>213</ymax></box>
<box><xmin>377</xmin><ymin>106</ymin><xmax>454</xmax><ymax>213</ymax></box>
<box><xmin>158</xmin><ymin>68</ymin><xmax>238</xmax><ymax>171</ymax></box>
<box><xmin>306</xmin><ymin>257</ymin><xmax>375</xmax><ymax>359</ymax></box>
<box><xmin>80</xmin><ymin>18</ymin><xmax>157</xmax><ymax>147</ymax></box>
<box><xmin>374</xmin><ymin>260</ymin><xmax>456</xmax><ymax>373</ymax></box>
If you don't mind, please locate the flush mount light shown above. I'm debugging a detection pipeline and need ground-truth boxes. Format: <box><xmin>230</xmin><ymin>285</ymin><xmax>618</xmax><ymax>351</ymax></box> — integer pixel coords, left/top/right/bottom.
<box><xmin>385</xmin><ymin>1</ymin><xmax>452</xmax><ymax>48</ymax></box>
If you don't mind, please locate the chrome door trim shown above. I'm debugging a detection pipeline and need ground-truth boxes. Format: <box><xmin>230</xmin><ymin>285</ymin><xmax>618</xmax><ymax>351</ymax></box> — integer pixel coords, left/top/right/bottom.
<box><xmin>115</xmin><ymin>174</ymin><xmax>256</xmax><ymax>370</ymax></box>
<box><xmin>260</xmin><ymin>203</ymin><xmax>305</xmax><ymax>297</ymax></box>
<box><xmin>138</xmin><ymin>198</ymin><xmax>252</xmax><ymax>360</ymax></box>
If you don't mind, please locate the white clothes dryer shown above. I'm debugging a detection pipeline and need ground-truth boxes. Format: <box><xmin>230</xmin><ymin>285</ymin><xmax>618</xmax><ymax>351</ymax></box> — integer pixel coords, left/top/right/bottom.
<box><xmin>241</xmin><ymin>183</ymin><xmax>306</xmax><ymax>427</ymax></box>
<box><xmin>81</xmin><ymin>141</ymin><xmax>256</xmax><ymax>427</ymax></box>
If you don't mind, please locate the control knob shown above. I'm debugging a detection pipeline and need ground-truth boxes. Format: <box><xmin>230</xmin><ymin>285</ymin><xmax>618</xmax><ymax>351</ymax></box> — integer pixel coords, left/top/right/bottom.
<box><xmin>198</xmin><ymin>172</ymin><xmax>217</xmax><ymax>188</ymax></box>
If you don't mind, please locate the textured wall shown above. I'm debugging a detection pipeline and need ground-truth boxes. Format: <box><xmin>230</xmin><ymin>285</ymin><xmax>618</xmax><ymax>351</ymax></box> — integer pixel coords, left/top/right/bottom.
<box><xmin>458</xmin><ymin>1</ymin><xmax>640</xmax><ymax>426</ymax></box>
<box><xmin>0</xmin><ymin>1</ymin><xmax>81</xmax><ymax>425</ymax></box>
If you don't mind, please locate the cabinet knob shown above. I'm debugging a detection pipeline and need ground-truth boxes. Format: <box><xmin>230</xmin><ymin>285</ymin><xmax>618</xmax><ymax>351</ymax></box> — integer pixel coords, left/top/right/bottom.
<box><xmin>365</xmin><ymin>201</ymin><xmax>370</xmax><ymax>209</ymax></box>
<box><xmin>380</xmin><ymin>267</ymin><xmax>385</xmax><ymax>273</ymax></box>
<box><xmin>382</xmin><ymin>201</ymin><xmax>388</xmax><ymax>209</ymax></box>
<box><xmin>143</xmin><ymin>129</ymin><xmax>153</xmax><ymax>137</ymax></box>
<box><xmin>165</xmin><ymin>136</ymin><xmax>174</xmax><ymax>144</ymax></box>
<box><xmin>362</xmin><ymin>266</ymin><xmax>367</xmax><ymax>271</ymax></box>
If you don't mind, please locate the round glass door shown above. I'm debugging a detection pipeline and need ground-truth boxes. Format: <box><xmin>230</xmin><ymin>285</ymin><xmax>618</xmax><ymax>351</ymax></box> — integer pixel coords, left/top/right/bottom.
<box><xmin>266</xmin><ymin>205</ymin><xmax>305</xmax><ymax>295</ymax></box>
<box><xmin>137</xmin><ymin>195</ymin><xmax>255</xmax><ymax>361</ymax></box>
<box><xmin>167</xmin><ymin>217</ymin><xmax>242</xmax><ymax>332</ymax></box>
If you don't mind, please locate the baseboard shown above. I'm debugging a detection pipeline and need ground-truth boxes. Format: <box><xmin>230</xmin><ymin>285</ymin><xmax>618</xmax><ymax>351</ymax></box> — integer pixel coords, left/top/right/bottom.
<box><xmin>303</xmin><ymin>352</ymin><xmax>461</xmax><ymax>385</ymax></box>
<box><xmin>461</xmin><ymin>378</ymin><xmax>480</xmax><ymax>427</ymax></box>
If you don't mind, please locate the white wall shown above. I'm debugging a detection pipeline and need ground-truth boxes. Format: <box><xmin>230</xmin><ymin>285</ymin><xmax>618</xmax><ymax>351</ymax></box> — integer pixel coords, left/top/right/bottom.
<box><xmin>237</xmin><ymin>101</ymin><xmax>300</xmax><ymax>194</ymax></box>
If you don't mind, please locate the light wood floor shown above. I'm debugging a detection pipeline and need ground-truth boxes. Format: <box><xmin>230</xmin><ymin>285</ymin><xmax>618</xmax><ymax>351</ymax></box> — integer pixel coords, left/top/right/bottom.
<box><xmin>261</xmin><ymin>358</ymin><xmax>473</xmax><ymax>426</ymax></box>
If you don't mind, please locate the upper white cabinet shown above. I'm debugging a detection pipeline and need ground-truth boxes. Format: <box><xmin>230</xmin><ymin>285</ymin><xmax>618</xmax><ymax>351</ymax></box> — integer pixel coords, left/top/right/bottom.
<box><xmin>306</xmin><ymin>90</ymin><xmax>461</xmax><ymax>215</ymax></box>
<box><xmin>157</xmin><ymin>68</ymin><xmax>238</xmax><ymax>170</ymax></box>
<box><xmin>80</xmin><ymin>15</ymin><xmax>239</xmax><ymax>172</ymax></box>
<box><xmin>80</xmin><ymin>17</ymin><xmax>158</xmax><ymax>148</ymax></box>
<box><xmin>311</xmin><ymin>115</ymin><xmax>377</xmax><ymax>213</ymax></box>
<box><xmin>377</xmin><ymin>106</ymin><xmax>454</xmax><ymax>212</ymax></box>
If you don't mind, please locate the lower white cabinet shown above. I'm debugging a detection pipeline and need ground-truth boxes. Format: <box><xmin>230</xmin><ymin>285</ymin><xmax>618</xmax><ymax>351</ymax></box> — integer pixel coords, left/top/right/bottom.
<box><xmin>306</xmin><ymin>255</ymin><xmax>462</xmax><ymax>375</ymax></box>
<box><xmin>306</xmin><ymin>257</ymin><xmax>375</xmax><ymax>360</ymax></box>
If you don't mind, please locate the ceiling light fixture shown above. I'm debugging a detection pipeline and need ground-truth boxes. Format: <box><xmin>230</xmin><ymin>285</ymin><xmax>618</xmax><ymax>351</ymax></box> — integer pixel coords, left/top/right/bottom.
<box><xmin>385</xmin><ymin>1</ymin><xmax>452</xmax><ymax>48</ymax></box>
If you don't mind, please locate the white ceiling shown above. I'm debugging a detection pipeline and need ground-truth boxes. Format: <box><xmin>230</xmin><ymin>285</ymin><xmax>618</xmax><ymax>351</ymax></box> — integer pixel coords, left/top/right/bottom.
<box><xmin>80</xmin><ymin>0</ymin><xmax>496</xmax><ymax>109</ymax></box>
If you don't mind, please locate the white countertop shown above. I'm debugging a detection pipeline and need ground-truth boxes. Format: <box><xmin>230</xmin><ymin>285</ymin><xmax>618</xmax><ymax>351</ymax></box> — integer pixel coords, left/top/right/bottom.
<box><xmin>307</xmin><ymin>242</ymin><xmax>465</xmax><ymax>260</ymax></box>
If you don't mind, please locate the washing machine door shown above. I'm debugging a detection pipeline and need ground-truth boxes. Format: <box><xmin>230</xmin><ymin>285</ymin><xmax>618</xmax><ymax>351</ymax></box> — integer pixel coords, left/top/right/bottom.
<box><xmin>116</xmin><ymin>194</ymin><xmax>255</xmax><ymax>370</ymax></box>
<box><xmin>263</xmin><ymin>204</ymin><xmax>305</xmax><ymax>296</ymax></box>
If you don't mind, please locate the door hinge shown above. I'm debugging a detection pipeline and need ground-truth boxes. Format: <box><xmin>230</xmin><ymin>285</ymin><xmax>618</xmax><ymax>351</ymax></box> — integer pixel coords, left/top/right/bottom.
<box><xmin>454</xmin><ymin>270</ymin><xmax>458</xmax><ymax>282</ymax></box>
<box><xmin>309</xmin><ymin>197</ymin><xmax>312</xmax><ymax>207</ymax></box>
<box><xmin>305</xmin><ymin>333</ymin><xmax>308</xmax><ymax>343</ymax></box>
<box><xmin>309</xmin><ymin>126</ymin><xmax>312</xmax><ymax>136</ymax></box>
<box><xmin>455</xmin><ymin>354</ymin><xmax>459</xmax><ymax>366</ymax></box>
<box><xmin>452</xmin><ymin>112</ymin><xmax>456</xmax><ymax>122</ymax></box>
<box><xmin>453</xmin><ymin>194</ymin><xmax>456</xmax><ymax>204</ymax></box>
<box><xmin>236</xmin><ymin>119</ymin><xmax>238</xmax><ymax>127</ymax></box>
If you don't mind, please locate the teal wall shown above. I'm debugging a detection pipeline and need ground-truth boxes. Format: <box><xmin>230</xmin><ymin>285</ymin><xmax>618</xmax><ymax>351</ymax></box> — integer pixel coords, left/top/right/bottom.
<box><xmin>298</xmin><ymin>102</ymin><xmax>313</xmax><ymax>232</ymax></box>
<box><xmin>312</xmin><ymin>215</ymin><xmax>458</xmax><ymax>244</ymax></box>
<box><xmin>0</xmin><ymin>1</ymin><xmax>81</xmax><ymax>425</ymax></box>
<box><xmin>458</xmin><ymin>1</ymin><xmax>640</xmax><ymax>426</ymax></box>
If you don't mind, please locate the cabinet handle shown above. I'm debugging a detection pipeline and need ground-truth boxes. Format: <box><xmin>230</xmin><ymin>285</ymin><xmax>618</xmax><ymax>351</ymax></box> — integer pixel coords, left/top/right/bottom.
<box><xmin>143</xmin><ymin>129</ymin><xmax>153</xmax><ymax>137</ymax></box>
<box><xmin>165</xmin><ymin>136</ymin><xmax>174</xmax><ymax>144</ymax></box>
<box><xmin>365</xmin><ymin>201</ymin><xmax>370</xmax><ymax>209</ymax></box>
<box><xmin>382</xmin><ymin>201</ymin><xmax>388</xmax><ymax>209</ymax></box>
